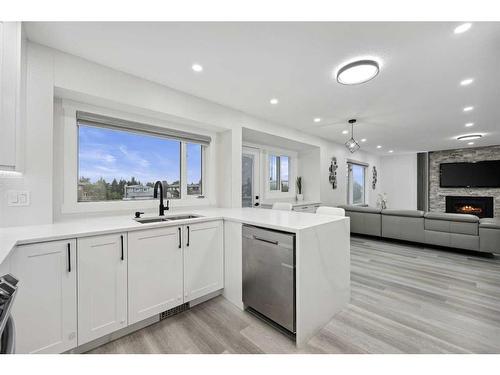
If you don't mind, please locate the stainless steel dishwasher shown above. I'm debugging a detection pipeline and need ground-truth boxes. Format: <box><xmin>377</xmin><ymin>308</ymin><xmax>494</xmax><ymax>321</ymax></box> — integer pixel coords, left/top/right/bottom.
<box><xmin>242</xmin><ymin>225</ymin><xmax>296</xmax><ymax>334</ymax></box>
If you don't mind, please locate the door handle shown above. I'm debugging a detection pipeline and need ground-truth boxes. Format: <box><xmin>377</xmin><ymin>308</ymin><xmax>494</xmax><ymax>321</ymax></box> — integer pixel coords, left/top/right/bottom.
<box><xmin>67</xmin><ymin>243</ymin><xmax>71</xmax><ymax>272</ymax></box>
<box><xmin>178</xmin><ymin>227</ymin><xmax>182</xmax><ymax>248</ymax></box>
<box><xmin>186</xmin><ymin>226</ymin><xmax>190</xmax><ymax>247</ymax></box>
<box><xmin>120</xmin><ymin>235</ymin><xmax>124</xmax><ymax>261</ymax></box>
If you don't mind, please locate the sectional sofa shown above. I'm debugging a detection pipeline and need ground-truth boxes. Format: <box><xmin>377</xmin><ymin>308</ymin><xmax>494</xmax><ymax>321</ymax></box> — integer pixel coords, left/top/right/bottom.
<box><xmin>338</xmin><ymin>205</ymin><xmax>500</xmax><ymax>254</ymax></box>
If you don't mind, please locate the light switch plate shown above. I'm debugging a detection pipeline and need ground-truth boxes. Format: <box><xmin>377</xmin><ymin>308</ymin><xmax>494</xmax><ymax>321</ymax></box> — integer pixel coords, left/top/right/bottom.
<box><xmin>7</xmin><ymin>190</ymin><xmax>30</xmax><ymax>207</ymax></box>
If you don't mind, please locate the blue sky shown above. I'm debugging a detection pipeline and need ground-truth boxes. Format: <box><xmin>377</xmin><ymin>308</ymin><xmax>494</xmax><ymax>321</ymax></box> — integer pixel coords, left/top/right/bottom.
<box><xmin>79</xmin><ymin>125</ymin><xmax>201</xmax><ymax>184</ymax></box>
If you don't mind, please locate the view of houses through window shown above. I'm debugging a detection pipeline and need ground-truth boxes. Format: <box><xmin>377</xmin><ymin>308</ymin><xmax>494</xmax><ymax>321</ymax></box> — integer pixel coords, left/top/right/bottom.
<box><xmin>269</xmin><ymin>154</ymin><xmax>290</xmax><ymax>192</ymax></box>
<box><xmin>77</xmin><ymin>124</ymin><xmax>202</xmax><ymax>202</ymax></box>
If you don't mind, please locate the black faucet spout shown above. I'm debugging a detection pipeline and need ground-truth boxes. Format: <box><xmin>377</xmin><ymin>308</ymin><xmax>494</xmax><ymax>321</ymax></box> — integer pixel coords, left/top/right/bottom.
<box><xmin>153</xmin><ymin>181</ymin><xmax>167</xmax><ymax>216</ymax></box>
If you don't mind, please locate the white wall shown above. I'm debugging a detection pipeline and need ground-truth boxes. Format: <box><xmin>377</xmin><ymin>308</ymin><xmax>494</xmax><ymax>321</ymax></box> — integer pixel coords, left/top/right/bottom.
<box><xmin>0</xmin><ymin>41</ymin><xmax>383</xmax><ymax>227</ymax></box>
<box><xmin>320</xmin><ymin>143</ymin><xmax>381</xmax><ymax>207</ymax></box>
<box><xmin>379</xmin><ymin>153</ymin><xmax>418</xmax><ymax>210</ymax></box>
<box><xmin>298</xmin><ymin>148</ymin><xmax>321</xmax><ymax>202</ymax></box>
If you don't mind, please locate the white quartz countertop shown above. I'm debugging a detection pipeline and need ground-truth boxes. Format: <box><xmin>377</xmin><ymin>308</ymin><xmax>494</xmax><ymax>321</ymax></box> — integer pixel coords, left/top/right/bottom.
<box><xmin>259</xmin><ymin>199</ymin><xmax>321</xmax><ymax>207</ymax></box>
<box><xmin>0</xmin><ymin>207</ymin><xmax>346</xmax><ymax>265</ymax></box>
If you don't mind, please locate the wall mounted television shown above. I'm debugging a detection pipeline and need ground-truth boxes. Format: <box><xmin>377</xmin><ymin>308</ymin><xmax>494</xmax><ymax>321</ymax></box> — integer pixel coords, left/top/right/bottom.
<box><xmin>440</xmin><ymin>160</ymin><xmax>500</xmax><ymax>188</ymax></box>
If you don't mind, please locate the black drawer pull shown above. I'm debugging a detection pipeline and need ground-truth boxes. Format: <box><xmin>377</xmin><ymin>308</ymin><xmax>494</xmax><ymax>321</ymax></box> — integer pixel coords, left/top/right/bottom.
<box><xmin>120</xmin><ymin>235</ymin><xmax>124</xmax><ymax>261</ymax></box>
<box><xmin>187</xmin><ymin>226</ymin><xmax>190</xmax><ymax>247</ymax></box>
<box><xmin>67</xmin><ymin>243</ymin><xmax>71</xmax><ymax>272</ymax></box>
<box><xmin>178</xmin><ymin>227</ymin><xmax>182</xmax><ymax>248</ymax></box>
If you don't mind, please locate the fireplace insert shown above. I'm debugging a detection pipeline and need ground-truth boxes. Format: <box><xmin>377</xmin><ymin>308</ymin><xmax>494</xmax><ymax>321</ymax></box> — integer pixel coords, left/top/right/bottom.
<box><xmin>445</xmin><ymin>196</ymin><xmax>494</xmax><ymax>218</ymax></box>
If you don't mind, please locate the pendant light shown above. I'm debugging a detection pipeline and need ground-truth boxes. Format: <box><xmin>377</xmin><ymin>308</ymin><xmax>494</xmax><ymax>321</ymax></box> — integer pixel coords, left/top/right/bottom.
<box><xmin>345</xmin><ymin>119</ymin><xmax>360</xmax><ymax>153</ymax></box>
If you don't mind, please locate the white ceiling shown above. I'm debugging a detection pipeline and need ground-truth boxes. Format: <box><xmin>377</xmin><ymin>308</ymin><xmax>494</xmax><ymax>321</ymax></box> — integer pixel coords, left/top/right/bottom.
<box><xmin>25</xmin><ymin>22</ymin><xmax>500</xmax><ymax>154</ymax></box>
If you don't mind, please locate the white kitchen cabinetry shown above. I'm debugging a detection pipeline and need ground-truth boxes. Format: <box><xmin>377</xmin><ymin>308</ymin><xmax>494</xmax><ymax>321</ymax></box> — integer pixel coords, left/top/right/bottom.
<box><xmin>77</xmin><ymin>233</ymin><xmax>128</xmax><ymax>345</ymax></box>
<box><xmin>0</xmin><ymin>22</ymin><xmax>24</xmax><ymax>171</ymax></box>
<box><xmin>184</xmin><ymin>221</ymin><xmax>223</xmax><ymax>302</ymax></box>
<box><xmin>128</xmin><ymin>220</ymin><xmax>224</xmax><ymax>323</ymax></box>
<box><xmin>128</xmin><ymin>226</ymin><xmax>184</xmax><ymax>324</ymax></box>
<box><xmin>10</xmin><ymin>239</ymin><xmax>77</xmax><ymax>354</ymax></box>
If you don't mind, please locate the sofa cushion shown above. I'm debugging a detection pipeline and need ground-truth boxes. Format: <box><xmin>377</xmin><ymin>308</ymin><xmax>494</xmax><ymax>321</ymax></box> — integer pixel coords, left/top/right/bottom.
<box><xmin>382</xmin><ymin>215</ymin><xmax>424</xmax><ymax>242</ymax></box>
<box><xmin>381</xmin><ymin>209</ymin><xmax>425</xmax><ymax>218</ymax></box>
<box><xmin>338</xmin><ymin>205</ymin><xmax>382</xmax><ymax>214</ymax></box>
<box><xmin>425</xmin><ymin>217</ymin><xmax>478</xmax><ymax>235</ymax></box>
<box><xmin>479</xmin><ymin>218</ymin><xmax>500</xmax><ymax>229</ymax></box>
<box><xmin>424</xmin><ymin>212</ymin><xmax>479</xmax><ymax>223</ymax></box>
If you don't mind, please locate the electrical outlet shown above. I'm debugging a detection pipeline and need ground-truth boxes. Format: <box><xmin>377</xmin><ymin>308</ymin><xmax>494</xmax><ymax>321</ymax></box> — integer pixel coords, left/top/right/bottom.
<box><xmin>7</xmin><ymin>190</ymin><xmax>30</xmax><ymax>207</ymax></box>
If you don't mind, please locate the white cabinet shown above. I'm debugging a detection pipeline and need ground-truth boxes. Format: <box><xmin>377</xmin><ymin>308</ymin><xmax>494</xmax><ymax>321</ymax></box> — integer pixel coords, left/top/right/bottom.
<box><xmin>128</xmin><ymin>226</ymin><xmax>184</xmax><ymax>324</ymax></box>
<box><xmin>128</xmin><ymin>220</ymin><xmax>224</xmax><ymax>324</ymax></box>
<box><xmin>77</xmin><ymin>233</ymin><xmax>128</xmax><ymax>345</ymax></box>
<box><xmin>0</xmin><ymin>21</ymin><xmax>24</xmax><ymax>171</ymax></box>
<box><xmin>184</xmin><ymin>221</ymin><xmax>224</xmax><ymax>302</ymax></box>
<box><xmin>10</xmin><ymin>239</ymin><xmax>77</xmax><ymax>354</ymax></box>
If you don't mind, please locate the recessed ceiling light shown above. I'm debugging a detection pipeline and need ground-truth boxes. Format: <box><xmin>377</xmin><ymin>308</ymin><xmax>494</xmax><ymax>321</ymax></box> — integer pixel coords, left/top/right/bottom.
<box><xmin>460</xmin><ymin>78</ymin><xmax>474</xmax><ymax>86</ymax></box>
<box><xmin>463</xmin><ymin>106</ymin><xmax>474</xmax><ymax>112</ymax></box>
<box><xmin>191</xmin><ymin>63</ymin><xmax>203</xmax><ymax>72</ymax></box>
<box><xmin>388</xmin><ymin>150</ymin><xmax>394</xmax><ymax>153</ymax></box>
<box><xmin>376</xmin><ymin>145</ymin><xmax>382</xmax><ymax>149</ymax></box>
<box><xmin>313</xmin><ymin>118</ymin><xmax>321</xmax><ymax>123</ymax></box>
<box><xmin>465</xmin><ymin>122</ymin><xmax>474</xmax><ymax>127</ymax></box>
<box><xmin>336</xmin><ymin>59</ymin><xmax>380</xmax><ymax>85</ymax></box>
<box><xmin>270</xmin><ymin>98</ymin><xmax>279</xmax><ymax>105</ymax></box>
<box><xmin>454</xmin><ymin>23</ymin><xmax>472</xmax><ymax>34</ymax></box>
<box><xmin>342</xmin><ymin>130</ymin><xmax>349</xmax><ymax>135</ymax></box>
<box><xmin>361</xmin><ymin>138</ymin><xmax>367</xmax><ymax>142</ymax></box>
<box><xmin>468</xmin><ymin>142</ymin><xmax>475</xmax><ymax>145</ymax></box>
<box><xmin>457</xmin><ymin>134</ymin><xmax>482</xmax><ymax>141</ymax></box>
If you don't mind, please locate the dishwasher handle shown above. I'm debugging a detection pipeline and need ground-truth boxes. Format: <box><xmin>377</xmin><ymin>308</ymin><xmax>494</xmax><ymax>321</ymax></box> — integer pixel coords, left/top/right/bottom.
<box><xmin>253</xmin><ymin>236</ymin><xmax>279</xmax><ymax>246</ymax></box>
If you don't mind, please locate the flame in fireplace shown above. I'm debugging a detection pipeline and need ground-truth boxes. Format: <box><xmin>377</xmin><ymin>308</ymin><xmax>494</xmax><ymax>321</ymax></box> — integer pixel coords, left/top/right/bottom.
<box><xmin>458</xmin><ymin>205</ymin><xmax>483</xmax><ymax>214</ymax></box>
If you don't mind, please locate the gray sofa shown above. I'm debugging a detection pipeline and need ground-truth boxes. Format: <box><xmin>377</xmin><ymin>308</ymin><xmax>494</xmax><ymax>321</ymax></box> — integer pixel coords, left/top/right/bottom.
<box><xmin>339</xmin><ymin>205</ymin><xmax>500</xmax><ymax>254</ymax></box>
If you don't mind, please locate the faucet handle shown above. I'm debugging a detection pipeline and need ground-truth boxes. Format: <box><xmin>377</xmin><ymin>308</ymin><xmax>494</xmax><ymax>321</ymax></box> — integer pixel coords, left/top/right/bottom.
<box><xmin>135</xmin><ymin>211</ymin><xmax>144</xmax><ymax>218</ymax></box>
<box><xmin>166</xmin><ymin>200</ymin><xmax>170</xmax><ymax>210</ymax></box>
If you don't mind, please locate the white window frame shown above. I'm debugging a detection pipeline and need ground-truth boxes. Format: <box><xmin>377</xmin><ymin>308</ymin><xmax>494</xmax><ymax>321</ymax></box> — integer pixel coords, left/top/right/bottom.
<box><xmin>262</xmin><ymin>147</ymin><xmax>297</xmax><ymax>199</ymax></box>
<box><xmin>347</xmin><ymin>161</ymin><xmax>367</xmax><ymax>206</ymax></box>
<box><xmin>60</xmin><ymin>100</ymin><xmax>212</xmax><ymax>214</ymax></box>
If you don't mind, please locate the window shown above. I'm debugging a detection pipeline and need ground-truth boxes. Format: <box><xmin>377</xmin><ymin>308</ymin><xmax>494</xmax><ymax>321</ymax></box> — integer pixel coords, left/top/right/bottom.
<box><xmin>347</xmin><ymin>162</ymin><xmax>366</xmax><ymax>205</ymax></box>
<box><xmin>186</xmin><ymin>143</ymin><xmax>202</xmax><ymax>196</ymax></box>
<box><xmin>269</xmin><ymin>154</ymin><xmax>290</xmax><ymax>192</ymax></box>
<box><xmin>77</xmin><ymin>123</ymin><xmax>196</xmax><ymax>202</ymax></box>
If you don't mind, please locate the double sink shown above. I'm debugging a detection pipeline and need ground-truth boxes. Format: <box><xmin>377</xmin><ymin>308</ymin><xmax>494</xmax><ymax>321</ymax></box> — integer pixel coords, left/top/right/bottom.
<box><xmin>135</xmin><ymin>214</ymin><xmax>203</xmax><ymax>224</ymax></box>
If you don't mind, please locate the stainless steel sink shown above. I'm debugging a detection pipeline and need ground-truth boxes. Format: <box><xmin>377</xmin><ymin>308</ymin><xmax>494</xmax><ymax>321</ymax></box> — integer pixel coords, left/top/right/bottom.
<box><xmin>135</xmin><ymin>214</ymin><xmax>203</xmax><ymax>224</ymax></box>
<box><xmin>135</xmin><ymin>217</ymin><xmax>170</xmax><ymax>224</ymax></box>
<box><xmin>165</xmin><ymin>214</ymin><xmax>203</xmax><ymax>221</ymax></box>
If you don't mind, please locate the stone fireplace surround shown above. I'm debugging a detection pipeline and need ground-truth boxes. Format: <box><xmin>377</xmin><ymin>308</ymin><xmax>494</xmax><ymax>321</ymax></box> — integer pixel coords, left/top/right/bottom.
<box><xmin>429</xmin><ymin>145</ymin><xmax>500</xmax><ymax>218</ymax></box>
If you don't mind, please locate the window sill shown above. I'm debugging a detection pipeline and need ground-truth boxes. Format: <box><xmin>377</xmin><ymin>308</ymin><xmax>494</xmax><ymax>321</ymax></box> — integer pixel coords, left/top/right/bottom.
<box><xmin>61</xmin><ymin>197</ymin><xmax>212</xmax><ymax>215</ymax></box>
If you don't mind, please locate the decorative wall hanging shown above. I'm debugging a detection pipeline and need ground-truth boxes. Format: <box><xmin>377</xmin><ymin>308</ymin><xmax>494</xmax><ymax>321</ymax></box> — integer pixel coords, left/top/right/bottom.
<box><xmin>329</xmin><ymin>157</ymin><xmax>338</xmax><ymax>189</ymax></box>
<box><xmin>372</xmin><ymin>166</ymin><xmax>378</xmax><ymax>190</ymax></box>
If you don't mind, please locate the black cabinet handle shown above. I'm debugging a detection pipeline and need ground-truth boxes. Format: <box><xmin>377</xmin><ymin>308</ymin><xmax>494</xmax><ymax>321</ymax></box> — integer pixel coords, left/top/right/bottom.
<box><xmin>178</xmin><ymin>227</ymin><xmax>182</xmax><ymax>248</ymax></box>
<box><xmin>120</xmin><ymin>235</ymin><xmax>124</xmax><ymax>261</ymax></box>
<box><xmin>187</xmin><ymin>226</ymin><xmax>190</xmax><ymax>247</ymax></box>
<box><xmin>67</xmin><ymin>243</ymin><xmax>71</xmax><ymax>272</ymax></box>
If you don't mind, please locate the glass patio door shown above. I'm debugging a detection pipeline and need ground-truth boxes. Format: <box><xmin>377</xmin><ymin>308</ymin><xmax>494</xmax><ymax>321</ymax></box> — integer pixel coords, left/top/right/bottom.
<box><xmin>242</xmin><ymin>147</ymin><xmax>260</xmax><ymax>208</ymax></box>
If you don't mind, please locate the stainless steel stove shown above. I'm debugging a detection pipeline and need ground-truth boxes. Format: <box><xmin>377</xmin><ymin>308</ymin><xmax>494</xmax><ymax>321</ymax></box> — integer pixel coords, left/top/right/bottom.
<box><xmin>0</xmin><ymin>274</ymin><xmax>19</xmax><ymax>354</ymax></box>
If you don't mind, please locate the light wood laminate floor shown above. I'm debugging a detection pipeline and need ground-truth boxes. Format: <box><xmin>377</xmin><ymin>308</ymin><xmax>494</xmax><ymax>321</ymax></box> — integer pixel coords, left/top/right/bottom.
<box><xmin>89</xmin><ymin>236</ymin><xmax>500</xmax><ymax>354</ymax></box>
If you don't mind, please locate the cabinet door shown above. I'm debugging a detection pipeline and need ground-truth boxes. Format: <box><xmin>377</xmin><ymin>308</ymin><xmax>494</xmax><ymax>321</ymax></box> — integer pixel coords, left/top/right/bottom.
<box><xmin>0</xmin><ymin>22</ymin><xmax>22</xmax><ymax>170</ymax></box>
<box><xmin>77</xmin><ymin>233</ymin><xmax>128</xmax><ymax>345</ymax></box>
<box><xmin>184</xmin><ymin>220</ymin><xmax>224</xmax><ymax>302</ymax></box>
<box><xmin>128</xmin><ymin>226</ymin><xmax>184</xmax><ymax>324</ymax></box>
<box><xmin>10</xmin><ymin>239</ymin><xmax>77</xmax><ymax>354</ymax></box>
